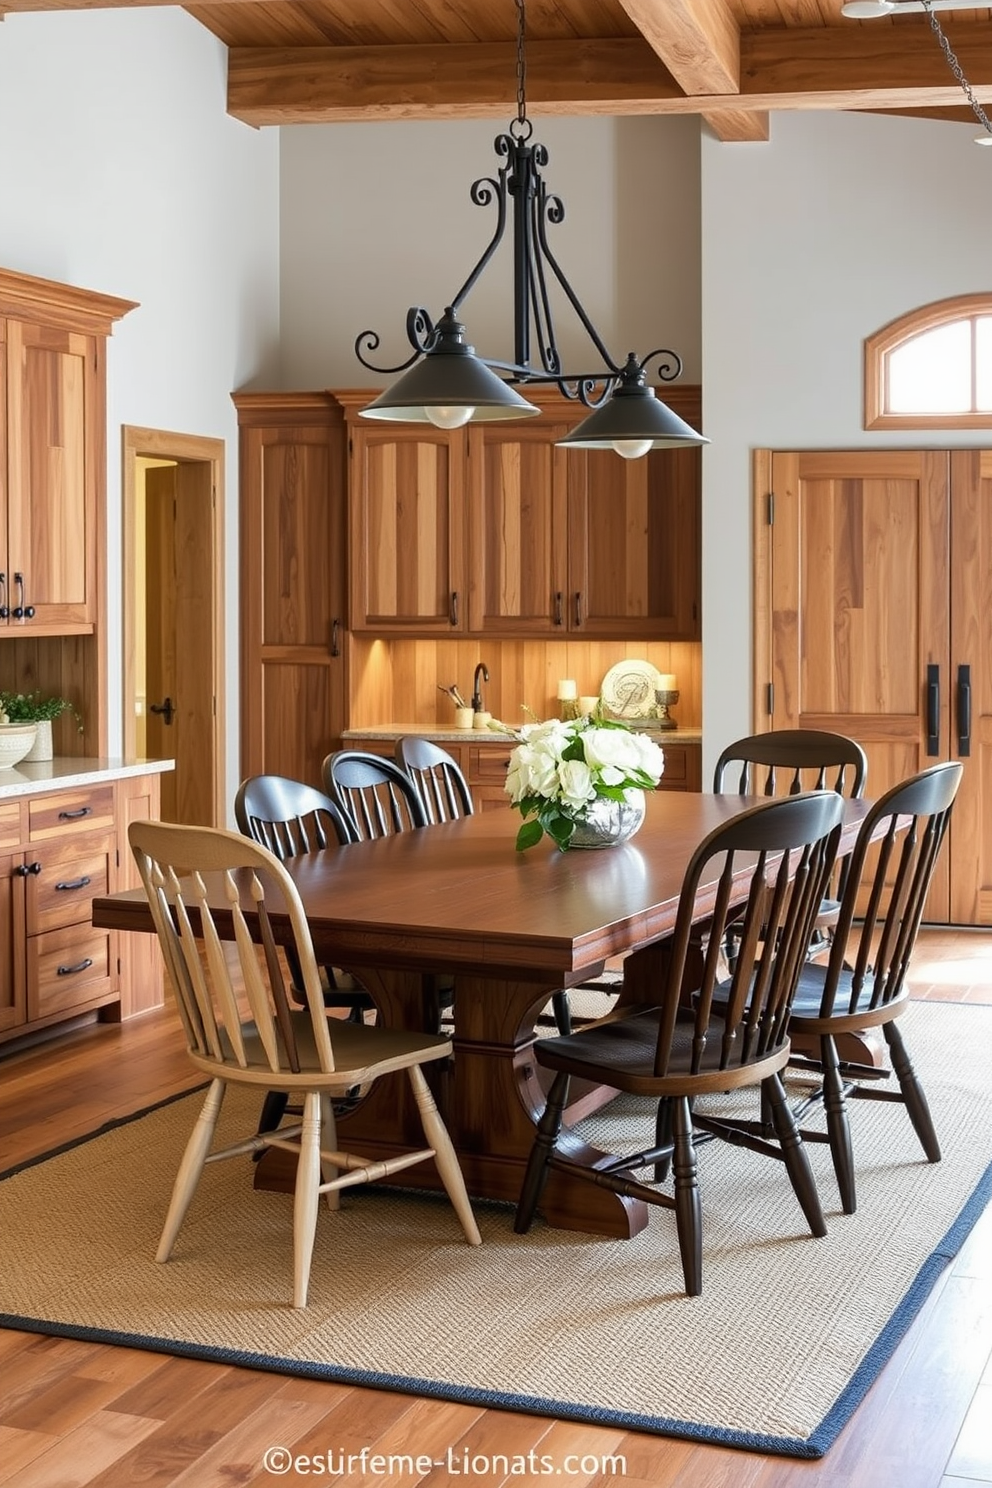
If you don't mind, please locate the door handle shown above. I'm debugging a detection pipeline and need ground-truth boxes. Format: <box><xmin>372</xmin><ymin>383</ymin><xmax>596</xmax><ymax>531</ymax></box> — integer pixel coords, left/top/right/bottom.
<box><xmin>0</xmin><ymin>572</ymin><xmax>7</xmax><ymax>620</ymax></box>
<box><xmin>574</xmin><ymin>591</ymin><xmax>582</xmax><ymax>628</ymax></box>
<box><xmin>957</xmin><ymin>663</ymin><xmax>972</xmax><ymax>758</ymax></box>
<box><xmin>449</xmin><ymin>591</ymin><xmax>459</xmax><ymax>627</ymax></box>
<box><xmin>553</xmin><ymin>591</ymin><xmax>563</xmax><ymax>626</ymax></box>
<box><xmin>926</xmin><ymin>663</ymin><xmax>940</xmax><ymax>757</ymax></box>
<box><xmin>149</xmin><ymin>696</ymin><xmax>175</xmax><ymax>725</ymax></box>
<box><xmin>11</xmin><ymin>572</ymin><xmax>35</xmax><ymax>620</ymax></box>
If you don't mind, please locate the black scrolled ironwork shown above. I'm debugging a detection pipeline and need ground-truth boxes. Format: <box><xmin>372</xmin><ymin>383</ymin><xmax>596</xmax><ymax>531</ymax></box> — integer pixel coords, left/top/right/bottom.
<box><xmin>639</xmin><ymin>347</ymin><xmax>684</xmax><ymax>384</ymax></box>
<box><xmin>356</xmin><ymin>306</ymin><xmax>437</xmax><ymax>375</ymax></box>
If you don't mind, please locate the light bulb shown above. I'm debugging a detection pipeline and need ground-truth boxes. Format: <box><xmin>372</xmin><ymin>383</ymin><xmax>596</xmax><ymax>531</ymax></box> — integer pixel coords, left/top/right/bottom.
<box><xmin>612</xmin><ymin>438</ymin><xmax>654</xmax><ymax>460</ymax></box>
<box><xmin>840</xmin><ymin>0</ymin><xmax>894</xmax><ymax>16</ymax></box>
<box><xmin>425</xmin><ymin>405</ymin><xmax>475</xmax><ymax>429</ymax></box>
<box><xmin>975</xmin><ymin>132</ymin><xmax>992</xmax><ymax>146</ymax></box>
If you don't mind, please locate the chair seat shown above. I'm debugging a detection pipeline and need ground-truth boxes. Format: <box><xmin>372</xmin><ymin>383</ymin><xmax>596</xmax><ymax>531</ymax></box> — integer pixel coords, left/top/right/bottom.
<box><xmin>788</xmin><ymin>964</ymin><xmax>909</xmax><ymax>1027</ymax></box>
<box><xmin>206</xmin><ymin>1011</ymin><xmax>453</xmax><ymax>1090</ymax></box>
<box><xmin>533</xmin><ymin>1006</ymin><xmax>790</xmax><ymax>1095</ymax></box>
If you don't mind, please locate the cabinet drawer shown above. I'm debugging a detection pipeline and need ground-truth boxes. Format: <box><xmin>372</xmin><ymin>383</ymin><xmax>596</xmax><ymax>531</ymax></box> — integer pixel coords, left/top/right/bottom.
<box><xmin>27</xmin><ymin>924</ymin><xmax>114</xmax><ymax>1021</ymax></box>
<box><xmin>29</xmin><ymin>785</ymin><xmax>115</xmax><ymax>841</ymax></box>
<box><xmin>0</xmin><ymin>801</ymin><xmax>25</xmax><ymax>850</ymax></box>
<box><xmin>25</xmin><ymin>832</ymin><xmax>114</xmax><ymax>936</ymax></box>
<box><xmin>468</xmin><ymin>744</ymin><xmax>515</xmax><ymax>784</ymax></box>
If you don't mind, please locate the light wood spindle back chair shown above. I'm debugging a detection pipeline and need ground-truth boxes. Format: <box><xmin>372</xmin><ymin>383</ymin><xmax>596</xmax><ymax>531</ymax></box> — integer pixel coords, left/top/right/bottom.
<box><xmin>128</xmin><ymin>820</ymin><xmax>481</xmax><ymax>1310</ymax></box>
<box><xmin>514</xmin><ymin>790</ymin><xmax>845</xmax><ymax>1296</ymax></box>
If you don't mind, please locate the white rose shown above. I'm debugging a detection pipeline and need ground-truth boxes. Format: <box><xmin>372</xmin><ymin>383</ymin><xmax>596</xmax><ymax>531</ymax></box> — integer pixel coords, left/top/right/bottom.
<box><xmin>557</xmin><ymin>758</ymin><xmax>596</xmax><ymax>811</ymax></box>
<box><xmin>581</xmin><ymin>726</ymin><xmax>644</xmax><ymax>777</ymax></box>
<box><xmin>506</xmin><ymin>741</ymin><xmax>559</xmax><ymax>802</ymax></box>
<box><xmin>632</xmin><ymin>733</ymin><xmax>665</xmax><ymax>784</ymax></box>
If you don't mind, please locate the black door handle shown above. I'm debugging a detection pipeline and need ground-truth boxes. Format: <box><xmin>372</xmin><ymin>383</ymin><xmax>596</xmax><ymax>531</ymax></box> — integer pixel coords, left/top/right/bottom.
<box><xmin>926</xmin><ymin>663</ymin><xmax>940</xmax><ymax>757</ymax></box>
<box><xmin>149</xmin><ymin>696</ymin><xmax>175</xmax><ymax>725</ymax></box>
<box><xmin>957</xmin><ymin>663</ymin><xmax>972</xmax><ymax>757</ymax></box>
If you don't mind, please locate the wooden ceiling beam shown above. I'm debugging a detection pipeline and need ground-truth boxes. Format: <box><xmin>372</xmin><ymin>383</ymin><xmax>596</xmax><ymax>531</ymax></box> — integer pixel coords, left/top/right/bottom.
<box><xmin>704</xmin><ymin>108</ymin><xmax>769</xmax><ymax>142</ymax></box>
<box><xmin>617</xmin><ymin>0</ymin><xmax>740</xmax><ymax>97</ymax></box>
<box><xmin>227</xmin><ymin>38</ymin><xmax>684</xmax><ymax>126</ymax></box>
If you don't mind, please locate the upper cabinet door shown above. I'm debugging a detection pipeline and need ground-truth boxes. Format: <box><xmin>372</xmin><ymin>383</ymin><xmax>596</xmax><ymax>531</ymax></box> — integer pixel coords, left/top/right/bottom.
<box><xmin>4</xmin><ymin>320</ymin><xmax>97</xmax><ymax>632</ymax></box>
<box><xmin>568</xmin><ymin>444</ymin><xmax>701</xmax><ymax>639</ymax></box>
<box><xmin>349</xmin><ymin>424</ymin><xmax>466</xmax><ymax>634</ymax></box>
<box><xmin>467</xmin><ymin>421</ymin><xmax>569</xmax><ymax>635</ymax></box>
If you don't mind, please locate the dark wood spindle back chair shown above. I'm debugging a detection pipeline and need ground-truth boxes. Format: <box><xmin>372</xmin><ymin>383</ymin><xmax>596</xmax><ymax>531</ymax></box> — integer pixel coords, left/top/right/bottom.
<box><xmin>514</xmin><ymin>790</ymin><xmax>845</xmax><ymax>1296</ymax></box>
<box><xmin>322</xmin><ymin>750</ymin><xmax>428</xmax><ymax>839</ymax></box>
<box><xmin>395</xmin><ymin>736</ymin><xmax>474</xmax><ymax>824</ymax></box>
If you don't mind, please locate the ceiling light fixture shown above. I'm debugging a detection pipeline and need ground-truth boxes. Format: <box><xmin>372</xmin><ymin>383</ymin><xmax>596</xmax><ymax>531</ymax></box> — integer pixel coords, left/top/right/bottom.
<box><xmin>355</xmin><ymin>0</ymin><xmax>707</xmax><ymax>459</ymax></box>
<box><xmin>842</xmin><ymin>0</ymin><xmax>992</xmax><ymax>144</ymax></box>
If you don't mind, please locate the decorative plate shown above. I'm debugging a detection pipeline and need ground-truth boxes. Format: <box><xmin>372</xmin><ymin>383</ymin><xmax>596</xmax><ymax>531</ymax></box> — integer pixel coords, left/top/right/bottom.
<box><xmin>600</xmin><ymin>660</ymin><xmax>664</xmax><ymax>720</ymax></box>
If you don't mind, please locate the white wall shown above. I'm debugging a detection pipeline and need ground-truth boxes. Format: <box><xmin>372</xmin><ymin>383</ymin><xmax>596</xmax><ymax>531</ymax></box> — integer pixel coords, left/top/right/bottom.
<box><xmin>0</xmin><ymin>6</ymin><xmax>280</xmax><ymax>797</ymax></box>
<box><xmin>701</xmin><ymin>109</ymin><xmax>992</xmax><ymax>779</ymax></box>
<box><xmin>279</xmin><ymin>115</ymin><xmax>701</xmax><ymax>388</ymax></box>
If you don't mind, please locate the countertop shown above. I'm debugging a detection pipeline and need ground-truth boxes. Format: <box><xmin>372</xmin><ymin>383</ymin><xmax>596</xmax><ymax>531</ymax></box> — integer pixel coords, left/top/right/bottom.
<box><xmin>343</xmin><ymin>724</ymin><xmax>703</xmax><ymax>745</ymax></box>
<box><xmin>0</xmin><ymin>756</ymin><xmax>175</xmax><ymax>801</ymax></box>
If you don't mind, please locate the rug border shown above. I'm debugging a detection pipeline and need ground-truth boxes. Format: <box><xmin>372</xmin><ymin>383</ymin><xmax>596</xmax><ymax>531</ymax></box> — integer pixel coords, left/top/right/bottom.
<box><xmin>2</xmin><ymin>1025</ymin><xmax>990</xmax><ymax>1462</ymax></box>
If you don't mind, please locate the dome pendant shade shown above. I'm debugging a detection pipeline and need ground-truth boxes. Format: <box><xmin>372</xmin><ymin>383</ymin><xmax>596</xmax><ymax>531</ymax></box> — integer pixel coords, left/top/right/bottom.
<box><xmin>557</xmin><ymin>372</ymin><xmax>709</xmax><ymax>454</ymax></box>
<box><xmin>360</xmin><ymin>310</ymin><xmax>539</xmax><ymax>425</ymax></box>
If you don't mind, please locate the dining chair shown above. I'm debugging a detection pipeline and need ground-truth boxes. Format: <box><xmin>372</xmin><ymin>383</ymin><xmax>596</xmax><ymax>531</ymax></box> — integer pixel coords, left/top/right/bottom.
<box><xmin>714</xmin><ymin>728</ymin><xmax>869</xmax><ymax>963</ymax></box>
<box><xmin>514</xmin><ymin>789</ymin><xmax>845</xmax><ymax>1296</ymax></box>
<box><xmin>395</xmin><ymin>736</ymin><xmax>474</xmax><ymax>824</ymax></box>
<box><xmin>393</xmin><ymin>735</ymin><xmax>575</xmax><ymax>1038</ymax></box>
<box><xmin>234</xmin><ymin>773</ymin><xmax>377</xmax><ymax>1139</ymax></box>
<box><xmin>786</xmin><ymin>760</ymin><xmax>963</xmax><ymax>1214</ymax></box>
<box><xmin>128</xmin><ymin>819</ymin><xmax>481</xmax><ymax>1309</ymax></box>
<box><xmin>322</xmin><ymin>750</ymin><xmax>428</xmax><ymax>839</ymax></box>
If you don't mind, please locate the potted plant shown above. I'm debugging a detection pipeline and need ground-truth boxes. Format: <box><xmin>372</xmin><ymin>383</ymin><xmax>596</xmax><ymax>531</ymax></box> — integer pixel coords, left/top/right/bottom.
<box><xmin>0</xmin><ymin>690</ymin><xmax>83</xmax><ymax>762</ymax></box>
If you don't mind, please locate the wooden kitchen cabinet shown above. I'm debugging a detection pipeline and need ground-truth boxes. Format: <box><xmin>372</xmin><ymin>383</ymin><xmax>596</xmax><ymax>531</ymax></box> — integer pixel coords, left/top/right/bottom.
<box><xmin>346</xmin><ymin>416</ymin><xmax>467</xmax><ymax>635</ymax></box>
<box><xmin>235</xmin><ymin>392</ymin><xmax>349</xmax><ymax>786</ymax></box>
<box><xmin>0</xmin><ymin>269</ymin><xmax>135</xmax><ymax>638</ymax></box>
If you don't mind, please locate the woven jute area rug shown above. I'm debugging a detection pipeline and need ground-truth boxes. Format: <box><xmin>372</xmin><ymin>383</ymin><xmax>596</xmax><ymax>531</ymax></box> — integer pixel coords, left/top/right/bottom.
<box><xmin>2</xmin><ymin>1000</ymin><xmax>991</xmax><ymax>1459</ymax></box>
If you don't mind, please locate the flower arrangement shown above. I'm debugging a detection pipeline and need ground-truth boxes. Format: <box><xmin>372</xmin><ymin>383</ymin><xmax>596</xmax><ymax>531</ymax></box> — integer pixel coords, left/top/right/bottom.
<box><xmin>503</xmin><ymin>714</ymin><xmax>665</xmax><ymax>850</ymax></box>
<box><xmin>0</xmin><ymin>689</ymin><xmax>83</xmax><ymax>731</ymax></box>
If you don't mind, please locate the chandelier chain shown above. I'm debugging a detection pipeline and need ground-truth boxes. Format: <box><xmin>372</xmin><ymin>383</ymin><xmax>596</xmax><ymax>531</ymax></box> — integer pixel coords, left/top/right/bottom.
<box><xmin>515</xmin><ymin>0</ymin><xmax>528</xmax><ymax>131</ymax></box>
<box><xmin>921</xmin><ymin>0</ymin><xmax>992</xmax><ymax>137</ymax></box>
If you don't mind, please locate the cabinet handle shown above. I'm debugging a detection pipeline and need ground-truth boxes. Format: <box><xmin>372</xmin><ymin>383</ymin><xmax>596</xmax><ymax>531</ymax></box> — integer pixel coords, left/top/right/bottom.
<box><xmin>55</xmin><ymin>875</ymin><xmax>92</xmax><ymax>892</ymax></box>
<box><xmin>57</xmin><ymin>957</ymin><xmax>94</xmax><ymax>977</ymax></box>
<box><xmin>553</xmin><ymin>591</ymin><xmax>563</xmax><ymax>627</ymax></box>
<box><xmin>14</xmin><ymin>861</ymin><xmax>42</xmax><ymax>877</ymax></box>
<box><xmin>58</xmin><ymin>806</ymin><xmax>93</xmax><ymax>821</ymax></box>
<box><xmin>330</xmin><ymin>618</ymin><xmax>341</xmax><ymax>657</ymax></box>
<box><xmin>12</xmin><ymin>572</ymin><xmax>35</xmax><ymax>621</ymax></box>
<box><xmin>450</xmin><ymin>591</ymin><xmax>459</xmax><ymax>626</ymax></box>
<box><xmin>957</xmin><ymin>663</ymin><xmax>972</xmax><ymax>758</ymax></box>
<box><xmin>574</xmin><ymin>591</ymin><xmax>582</xmax><ymax>628</ymax></box>
<box><xmin>0</xmin><ymin>572</ymin><xmax>8</xmax><ymax>620</ymax></box>
<box><xmin>926</xmin><ymin>663</ymin><xmax>940</xmax><ymax>758</ymax></box>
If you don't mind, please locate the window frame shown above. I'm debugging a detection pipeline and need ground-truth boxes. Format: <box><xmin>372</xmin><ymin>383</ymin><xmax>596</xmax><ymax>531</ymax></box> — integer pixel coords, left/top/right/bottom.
<box><xmin>865</xmin><ymin>292</ymin><xmax>992</xmax><ymax>430</ymax></box>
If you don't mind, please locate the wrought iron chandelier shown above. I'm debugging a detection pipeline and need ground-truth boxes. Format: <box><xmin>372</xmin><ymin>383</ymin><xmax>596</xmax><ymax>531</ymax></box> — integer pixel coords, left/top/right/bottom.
<box><xmin>355</xmin><ymin>0</ymin><xmax>707</xmax><ymax>460</ymax></box>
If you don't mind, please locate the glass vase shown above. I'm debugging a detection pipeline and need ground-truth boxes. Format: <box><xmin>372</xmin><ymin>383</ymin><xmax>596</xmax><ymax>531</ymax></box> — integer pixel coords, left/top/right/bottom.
<box><xmin>569</xmin><ymin>790</ymin><xmax>646</xmax><ymax>849</ymax></box>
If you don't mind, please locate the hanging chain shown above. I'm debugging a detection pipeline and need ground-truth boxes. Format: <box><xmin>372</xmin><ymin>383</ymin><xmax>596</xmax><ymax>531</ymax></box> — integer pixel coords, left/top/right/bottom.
<box><xmin>511</xmin><ymin>0</ymin><xmax>533</xmax><ymax>138</ymax></box>
<box><xmin>921</xmin><ymin>0</ymin><xmax>992</xmax><ymax>139</ymax></box>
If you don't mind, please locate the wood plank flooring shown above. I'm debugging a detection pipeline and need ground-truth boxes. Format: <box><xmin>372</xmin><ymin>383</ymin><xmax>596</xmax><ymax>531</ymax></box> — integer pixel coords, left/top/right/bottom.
<box><xmin>0</xmin><ymin>928</ymin><xmax>990</xmax><ymax>1487</ymax></box>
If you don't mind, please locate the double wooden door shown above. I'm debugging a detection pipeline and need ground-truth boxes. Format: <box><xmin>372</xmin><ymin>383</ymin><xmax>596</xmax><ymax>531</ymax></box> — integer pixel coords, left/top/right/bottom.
<box><xmin>760</xmin><ymin>447</ymin><xmax>992</xmax><ymax>924</ymax></box>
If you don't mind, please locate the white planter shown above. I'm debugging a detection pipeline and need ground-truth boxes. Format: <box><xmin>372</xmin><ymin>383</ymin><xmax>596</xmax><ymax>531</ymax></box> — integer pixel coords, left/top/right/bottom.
<box><xmin>24</xmin><ymin>718</ymin><xmax>53</xmax><ymax>762</ymax></box>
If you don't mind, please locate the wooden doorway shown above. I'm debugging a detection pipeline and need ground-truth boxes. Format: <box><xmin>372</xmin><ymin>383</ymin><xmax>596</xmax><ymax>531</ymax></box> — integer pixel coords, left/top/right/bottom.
<box><xmin>122</xmin><ymin>428</ymin><xmax>225</xmax><ymax>826</ymax></box>
<box><xmin>754</xmin><ymin>447</ymin><xmax>992</xmax><ymax>925</ymax></box>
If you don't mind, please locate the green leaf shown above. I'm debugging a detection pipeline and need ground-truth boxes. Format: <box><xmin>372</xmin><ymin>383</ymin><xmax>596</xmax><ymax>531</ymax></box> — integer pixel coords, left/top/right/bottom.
<box><xmin>546</xmin><ymin>815</ymin><xmax>575</xmax><ymax>849</ymax></box>
<box><xmin>515</xmin><ymin>819</ymin><xmax>545</xmax><ymax>852</ymax></box>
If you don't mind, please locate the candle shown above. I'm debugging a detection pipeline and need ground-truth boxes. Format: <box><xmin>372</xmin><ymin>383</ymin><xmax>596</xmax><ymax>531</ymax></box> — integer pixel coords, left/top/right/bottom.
<box><xmin>657</xmin><ymin>673</ymin><xmax>677</xmax><ymax>692</ymax></box>
<box><xmin>557</xmin><ymin>679</ymin><xmax>577</xmax><ymax>700</ymax></box>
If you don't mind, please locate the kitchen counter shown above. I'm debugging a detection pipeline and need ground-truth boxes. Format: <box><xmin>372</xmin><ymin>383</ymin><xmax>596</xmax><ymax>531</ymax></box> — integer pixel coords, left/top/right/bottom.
<box><xmin>344</xmin><ymin>724</ymin><xmax>703</xmax><ymax>745</ymax></box>
<box><xmin>0</xmin><ymin>756</ymin><xmax>174</xmax><ymax>801</ymax></box>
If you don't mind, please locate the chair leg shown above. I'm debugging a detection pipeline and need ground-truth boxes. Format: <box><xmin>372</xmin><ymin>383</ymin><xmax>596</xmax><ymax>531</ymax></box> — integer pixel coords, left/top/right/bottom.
<box><xmin>552</xmin><ymin>991</ymin><xmax>572</xmax><ymax>1037</ymax></box>
<box><xmin>254</xmin><ymin>1090</ymin><xmax>290</xmax><ymax>1162</ymax></box>
<box><xmin>764</xmin><ymin>1072</ymin><xmax>827</xmax><ymax>1238</ymax></box>
<box><xmin>672</xmin><ymin>1097</ymin><xmax>702</xmax><ymax>1297</ymax></box>
<box><xmin>514</xmin><ymin>1071</ymin><xmax>570</xmax><ymax>1233</ymax></box>
<box><xmin>654</xmin><ymin>1098</ymin><xmax>674</xmax><ymax>1182</ymax></box>
<box><xmin>884</xmin><ymin>1021</ymin><xmax>941</xmax><ymax>1163</ymax></box>
<box><xmin>156</xmin><ymin>1078</ymin><xmax>225</xmax><ymax>1263</ymax></box>
<box><xmin>820</xmin><ymin>1035</ymin><xmax>857</xmax><ymax>1214</ymax></box>
<box><xmin>318</xmin><ymin>1092</ymin><xmax>340</xmax><ymax>1211</ymax></box>
<box><xmin>408</xmin><ymin>1065</ymin><xmax>481</xmax><ymax>1246</ymax></box>
<box><xmin>292</xmin><ymin>1091</ymin><xmax>323</xmax><ymax>1309</ymax></box>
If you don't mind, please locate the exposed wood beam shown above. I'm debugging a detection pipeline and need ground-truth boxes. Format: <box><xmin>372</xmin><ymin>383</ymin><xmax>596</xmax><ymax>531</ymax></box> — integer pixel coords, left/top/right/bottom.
<box><xmin>227</xmin><ymin>38</ymin><xmax>684</xmax><ymax>127</ymax></box>
<box><xmin>618</xmin><ymin>0</ymin><xmax>740</xmax><ymax>97</ymax></box>
<box><xmin>704</xmin><ymin>108</ymin><xmax>769</xmax><ymax>141</ymax></box>
<box><xmin>227</xmin><ymin>27</ymin><xmax>992</xmax><ymax>126</ymax></box>
<box><xmin>0</xmin><ymin>0</ymin><xmax>278</xmax><ymax>8</ymax></box>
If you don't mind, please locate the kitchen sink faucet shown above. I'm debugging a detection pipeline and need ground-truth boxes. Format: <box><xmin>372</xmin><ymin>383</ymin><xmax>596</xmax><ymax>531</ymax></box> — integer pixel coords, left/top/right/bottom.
<box><xmin>472</xmin><ymin>662</ymin><xmax>489</xmax><ymax>713</ymax></box>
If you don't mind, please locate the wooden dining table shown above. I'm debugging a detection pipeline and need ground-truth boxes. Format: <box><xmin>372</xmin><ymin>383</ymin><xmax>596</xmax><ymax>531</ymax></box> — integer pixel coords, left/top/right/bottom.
<box><xmin>92</xmin><ymin>791</ymin><xmax>870</xmax><ymax>1239</ymax></box>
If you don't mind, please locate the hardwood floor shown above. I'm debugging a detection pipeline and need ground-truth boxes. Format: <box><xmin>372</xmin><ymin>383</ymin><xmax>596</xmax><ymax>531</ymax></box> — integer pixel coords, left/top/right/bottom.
<box><xmin>1</xmin><ymin>929</ymin><xmax>990</xmax><ymax>1487</ymax></box>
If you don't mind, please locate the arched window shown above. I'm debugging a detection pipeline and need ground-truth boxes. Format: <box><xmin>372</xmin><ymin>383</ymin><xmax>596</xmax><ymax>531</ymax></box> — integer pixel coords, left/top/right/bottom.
<box><xmin>865</xmin><ymin>293</ymin><xmax>992</xmax><ymax>430</ymax></box>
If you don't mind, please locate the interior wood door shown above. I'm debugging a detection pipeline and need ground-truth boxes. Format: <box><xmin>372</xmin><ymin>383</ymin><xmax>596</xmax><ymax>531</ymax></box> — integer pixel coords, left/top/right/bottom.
<box><xmin>948</xmin><ymin>450</ymin><xmax>992</xmax><ymax>923</ymax></box>
<box><xmin>144</xmin><ymin>463</ymin><xmax>217</xmax><ymax>826</ymax></box>
<box><xmin>764</xmin><ymin>449</ymin><xmax>953</xmax><ymax>919</ymax></box>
